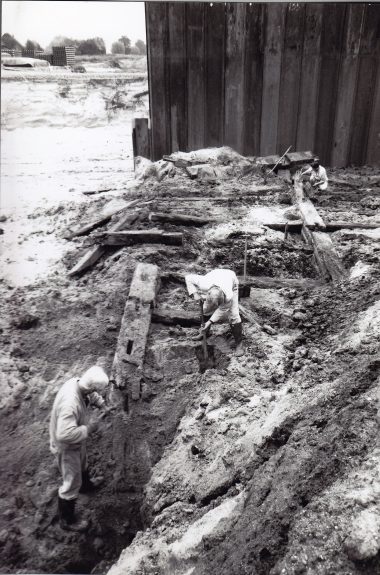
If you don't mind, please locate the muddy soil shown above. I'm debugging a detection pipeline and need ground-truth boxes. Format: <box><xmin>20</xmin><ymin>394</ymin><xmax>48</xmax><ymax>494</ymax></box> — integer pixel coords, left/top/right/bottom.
<box><xmin>0</xmin><ymin>145</ymin><xmax>379</xmax><ymax>575</ymax></box>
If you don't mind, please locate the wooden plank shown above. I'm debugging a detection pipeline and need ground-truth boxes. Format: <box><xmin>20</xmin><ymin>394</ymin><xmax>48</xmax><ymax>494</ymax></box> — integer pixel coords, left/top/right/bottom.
<box><xmin>65</xmin><ymin>198</ymin><xmax>143</xmax><ymax>239</ymax></box>
<box><xmin>314</xmin><ymin>3</ymin><xmax>347</xmax><ymax>165</ymax></box>
<box><xmin>168</xmin><ymin>1</ymin><xmax>187</xmax><ymax>152</ymax></box>
<box><xmin>146</xmin><ymin>2</ymin><xmax>169</xmax><ymax>160</ymax></box>
<box><xmin>239</xmin><ymin>303</ymin><xmax>261</xmax><ymax>327</ymax></box>
<box><xmin>67</xmin><ymin>211</ymin><xmax>141</xmax><ymax>276</ymax></box>
<box><xmin>111</xmin><ymin>263</ymin><xmax>159</xmax><ymax>397</ymax></box>
<box><xmin>187</xmin><ymin>3</ymin><xmax>205</xmax><ymax>151</ymax></box>
<box><xmin>324</xmin><ymin>221</ymin><xmax>380</xmax><ymax>232</ymax></box>
<box><xmin>99</xmin><ymin>230</ymin><xmax>183</xmax><ymax>246</ymax></box>
<box><xmin>204</xmin><ymin>1</ymin><xmax>225</xmax><ymax>147</ymax></box>
<box><xmin>133</xmin><ymin>118</ymin><xmax>150</xmax><ymax>160</ymax></box>
<box><xmin>239</xmin><ymin>275</ymin><xmax>322</xmax><ymax>290</ymax></box>
<box><xmin>152</xmin><ymin>307</ymin><xmax>200</xmax><ymax>327</ymax></box>
<box><xmin>129</xmin><ymin>262</ymin><xmax>160</xmax><ymax>304</ymax></box>
<box><xmin>331</xmin><ymin>5</ymin><xmax>364</xmax><ymax>167</ymax></box>
<box><xmin>260</xmin><ymin>3</ymin><xmax>286</xmax><ymax>155</ymax></box>
<box><xmin>292</xmin><ymin>179</ymin><xmax>326</xmax><ymax>230</ymax></box>
<box><xmin>243</xmin><ymin>3</ymin><xmax>265</xmax><ymax>155</ymax></box>
<box><xmin>349</xmin><ymin>4</ymin><xmax>380</xmax><ymax>166</ymax></box>
<box><xmin>277</xmin><ymin>3</ymin><xmax>305</xmax><ymax>153</ymax></box>
<box><xmin>302</xmin><ymin>225</ymin><xmax>346</xmax><ymax>282</ymax></box>
<box><xmin>224</xmin><ymin>2</ymin><xmax>246</xmax><ymax>153</ymax></box>
<box><xmin>296</xmin><ymin>3</ymin><xmax>323</xmax><ymax>152</ymax></box>
<box><xmin>148</xmin><ymin>212</ymin><xmax>212</xmax><ymax>226</ymax></box>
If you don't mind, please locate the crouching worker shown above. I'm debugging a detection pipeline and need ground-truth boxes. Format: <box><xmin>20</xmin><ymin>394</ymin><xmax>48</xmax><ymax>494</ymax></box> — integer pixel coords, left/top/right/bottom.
<box><xmin>185</xmin><ymin>268</ymin><xmax>244</xmax><ymax>357</ymax></box>
<box><xmin>49</xmin><ymin>365</ymin><xmax>109</xmax><ymax>532</ymax></box>
<box><xmin>301</xmin><ymin>157</ymin><xmax>328</xmax><ymax>191</ymax></box>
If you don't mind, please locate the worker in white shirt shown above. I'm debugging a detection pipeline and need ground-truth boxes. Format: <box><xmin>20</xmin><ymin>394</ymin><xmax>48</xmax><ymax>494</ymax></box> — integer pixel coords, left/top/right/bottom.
<box><xmin>301</xmin><ymin>157</ymin><xmax>328</xmax><ymax>191</ymax></box>
<box><xmin>185</xmin><ymin>268</ymin><xmax>244</xmax><ymax>357</ymax></box>
<box><xmin>49</xmin><ymin>366</ymin><xmax>109</xmax><ymax>532</ymax></box>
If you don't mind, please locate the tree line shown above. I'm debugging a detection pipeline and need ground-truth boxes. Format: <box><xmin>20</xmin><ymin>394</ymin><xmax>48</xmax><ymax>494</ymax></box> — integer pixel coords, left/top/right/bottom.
<box><xmin>1</xmin><ymin>33</ymin><xmax>146</xmax><ymax>56</ymax></box>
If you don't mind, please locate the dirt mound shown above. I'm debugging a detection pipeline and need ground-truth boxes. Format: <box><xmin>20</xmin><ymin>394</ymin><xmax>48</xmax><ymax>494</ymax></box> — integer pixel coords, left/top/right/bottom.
<box><xmin>0</xmin><ymin>151</ymin><xmax>379</xmax><ymax>574</ymax></box>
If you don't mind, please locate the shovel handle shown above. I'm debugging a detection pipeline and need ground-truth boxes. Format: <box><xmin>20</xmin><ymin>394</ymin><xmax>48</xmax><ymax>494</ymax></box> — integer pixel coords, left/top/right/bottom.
<box><xmin>199</xmin><ymin>300</ymin><xmax>208</xmax><ymax>359</ymax></box>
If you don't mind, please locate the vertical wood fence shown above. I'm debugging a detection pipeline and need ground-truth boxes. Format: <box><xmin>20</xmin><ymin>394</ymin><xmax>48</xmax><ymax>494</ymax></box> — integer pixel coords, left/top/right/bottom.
<box><xmin>145</xmin><ymin>2</ymin><xmax>380</xmax><ymax>167</ymax></box>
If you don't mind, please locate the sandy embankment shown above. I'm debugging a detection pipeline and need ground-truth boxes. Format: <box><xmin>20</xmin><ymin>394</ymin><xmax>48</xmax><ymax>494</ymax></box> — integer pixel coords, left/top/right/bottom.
<box><xmin>1</xmin><ymin>70</ymin><xmax>148</xmax><ymax>285</ymax></box>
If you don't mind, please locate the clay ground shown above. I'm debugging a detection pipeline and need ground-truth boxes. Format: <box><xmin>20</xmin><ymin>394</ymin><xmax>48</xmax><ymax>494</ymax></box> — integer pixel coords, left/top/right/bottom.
<box><xmin>1</xmin><ymin>75</ymin><xmax>380</xmax><ymax>574</ymax></box>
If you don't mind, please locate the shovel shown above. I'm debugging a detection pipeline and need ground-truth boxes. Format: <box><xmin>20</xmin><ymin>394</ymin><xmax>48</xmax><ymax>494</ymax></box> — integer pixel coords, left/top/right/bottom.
<box><xmin>198</xmin><ymin>300</ymin><xmax>214</xmax><ymax>371</ymax></box>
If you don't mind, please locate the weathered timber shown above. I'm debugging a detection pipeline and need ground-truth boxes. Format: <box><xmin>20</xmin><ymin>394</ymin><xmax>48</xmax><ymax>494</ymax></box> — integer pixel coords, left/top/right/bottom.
<box><xmin>152</xmin><ymin>307</ymin><xmax>200</xmax><ymax>327</ymax></box>
<box><xmin>325</xmin><ymin>221</ymin><xmax>380</xmax><ymax>232</ymax></box>
<box><xmin>149</xmin><ymin>212</ymin><xmax>212</xmax><ymax>226</ymax></box>
<box><xmin>82</xmin><ymin>188</ymin><xmax>113</xmax><ymax>196</ymax></box>
<box><xmin>238</xmin><ymin>275</ymin><xmax>322</xmax><ymax>290</ymax></box>
<box><xmin>265</xmin><ymin>222</ymin><xmax>303</xmax><ymax>232</ymax></box>
<box><xmin>67</xmin><ymin>211</ymin><xmax>141</xmax><ymax>276</ymax></box>
<box><xmin>302</xmin><ymin>225</ymin><xmax>347</xmax><ymax>282</ymax></box>
<box><xmin>266</xmin><ymin>221</ymin><xmax>380</xmax><ymax>233</ymax></box>
<box><xmin>111</xmin><ymin>262</ymin><xmax>159</xmax><ymax>397</ymax></box>
<box><xmin>160</xmin><ymin>271</ymin><xmax>321</xmax><ymax>291</ymax></box>
<box><xmin>65</xmin><ymin>198</ymin><xmax>143</xmax><ymax>239</ymax></box>
<box><xmin>99</xmin><ymin>230</ymin><xmax>183</xmax><ymax>246</ymax></box>
<box><xmin>292</xmin><ymin>179</ymin><xmax>326</xmax><ymax>230</ymax></box>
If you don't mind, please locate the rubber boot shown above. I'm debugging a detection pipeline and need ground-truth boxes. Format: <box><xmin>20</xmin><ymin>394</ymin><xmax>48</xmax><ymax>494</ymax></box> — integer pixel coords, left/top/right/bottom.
<box><xmin>79</xmin><ymin>469</ymin><xmax>104</xmax><ymax>494</ymax></box>
<box><xmin>58</xmin><ymin>497</ymin><xmax>89</xmax><ymax>532</ymax></box>
<box><xmin>192</xmin><ymin>325</ymin><xmax>211</xmax><ymax>342</ymax></box>
<box><xmin>231</xmin><ymin>322</ymin><xmax>244</xmax><ymax>357</ymax></box>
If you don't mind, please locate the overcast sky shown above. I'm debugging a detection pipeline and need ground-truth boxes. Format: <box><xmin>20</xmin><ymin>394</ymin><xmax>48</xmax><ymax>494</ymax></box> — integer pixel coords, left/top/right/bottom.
<box><xmin>2</xmin><ymin>1</ymin><xmax>146</xmax><ymax>52</ymax></box>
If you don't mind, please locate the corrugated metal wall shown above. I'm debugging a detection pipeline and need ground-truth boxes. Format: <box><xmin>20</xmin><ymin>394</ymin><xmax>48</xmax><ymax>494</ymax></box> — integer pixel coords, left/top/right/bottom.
<box><xmin>145</xmin><ymin>2</ymin><xmax>380</xmax><ymax>166</ymax></box>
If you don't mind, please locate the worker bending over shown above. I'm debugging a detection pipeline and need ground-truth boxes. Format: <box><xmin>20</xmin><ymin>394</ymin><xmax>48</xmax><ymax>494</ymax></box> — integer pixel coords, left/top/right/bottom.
<box><xmin>50</xmin><ymin>365</ymin><xmax>109</xmax><ymax>532</ymax></box>
<box><xmin>301</xmin><ymin>157</ymin><xmax>328</xmax><ymax>191</ymax></box>
<box><xmin>185</xmin><ymin>268</ymin><xmax>244</xmax><ymax>357</ymax></box>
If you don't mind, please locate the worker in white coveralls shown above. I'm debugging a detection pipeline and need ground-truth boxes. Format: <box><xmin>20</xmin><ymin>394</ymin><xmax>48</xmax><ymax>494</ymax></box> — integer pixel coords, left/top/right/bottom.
<box><xmin>49</xmin><ymin>366</ymin><xmax>109</xmax><ymax>532</ymax></box>
<box><xmin>301</xmin><ymin>157</ymin><xmax>328</xmax><ymax>191</ymax></box>
<box><xmin>185</xmin><ymin>268</ymin><xmax>244</xmax><ymax>357</ymax></box>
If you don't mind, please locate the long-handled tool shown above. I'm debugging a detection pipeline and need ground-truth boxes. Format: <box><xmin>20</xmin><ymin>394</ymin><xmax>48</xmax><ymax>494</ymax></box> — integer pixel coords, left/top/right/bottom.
<box><xmin>198</xmin><ymin>300</ymin><xmax>214</xmax><ymax>371</ymax></box>
<box><xmin>200</xmin><ymin>299</ymin><xmax>209</xmax><ymax>360</ymax></box>
<box><xmin>268</xmin><ymin>145</ymin><xmax>292</xmax><ymax>174</ymax></box>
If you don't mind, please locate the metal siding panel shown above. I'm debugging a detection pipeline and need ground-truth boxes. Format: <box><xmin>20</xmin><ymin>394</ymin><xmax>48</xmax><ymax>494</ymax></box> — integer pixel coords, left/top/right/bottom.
<box><xmin>314</xmin><ymin>3</ymin><xmax>347</xmax><ymax>165</ymax></box>
<box><xmin>243</xmin><ymin>3</ymin><xmax>265</xmax><ymax>156</ymax></box>
<box><xmin>260</xmin><ymin>3</ymin><xmax>286</xmax><ymax>155</ymax></box>
<box><xmin>187</xmin><ymin>2</ymin><xmax>206</xmax><ymax>152</ymax></box>
<box><xmin>224</xmin><ymin>2</ymin><xmax>247</xmax><ymax>153</ymax></box>
<box><xmin>349</xmin><ymin>4</ymin><xmax>380</xmax><ymax>165</ymax></box>
<box><xmin>204</xmin><ymin>2</ymin><xmax>226</xmax><ymax>148</ymax></box>
<box><xmin>168</xmin><ymin>2</ymin><xmax>187</xmax><ymax>152</ymax></box>
<box><xmin>277</xmin><ymin>3</ymin><xmax>306</xmax><ymax>154</ymax></box>
<box><xmin>146</xmin><ymin>2</ymin><xmax>170</xmax><ymax>160</ymax></box>
<box><xmin>296</xmin><ymin>3</ymin><xmax>323</xmax><ymax>153</ymax></box>
<box><xmin>331</xmin><ymin>4</ymin><xmax>365</xmax><ymax>167</ymax></box>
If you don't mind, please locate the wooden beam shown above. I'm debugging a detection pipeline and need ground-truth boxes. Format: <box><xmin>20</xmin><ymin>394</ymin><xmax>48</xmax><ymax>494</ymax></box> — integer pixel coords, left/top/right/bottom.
<box><xmin>238</xmin><ymin>275</ymin><xmax>322</xmax><ymax>290</ymax></box>
<box><xmin>325</xmin><ymin>221</ymin><xmax>380</xmax><ymax>232</ymax></box>
<box><xmin>111</xmin><ymin>262</ymin><xmax>159</xmax><ymax>396</ymax></box>
<box><xmin>266</xmin><ymin>221</ymin><xmax>380</xmax><ymax>233</ymax></box>
<box><xmin>148</xmin><ymin>212</ymin><xmax>212</xmax><ymax>226</ymax></box>
<box><xmin>160</xmin><ymin>271</ymin><xmax>322</xmax><ymax>291</ymax></box>
<box><xmin>98</xmin><ymin>230</ymin><xmax>183</xmax><ymax>246</ymax></box>
<box><xmin>152</xmin><ymin>307</ymin><xmax>200</xmax><ymax>327</ymax></box>
<box><xmin>65</xmin><ymin>198</ymin><xmax>143</xmax><ymax>239</ymax></box>
<box><xmin>238</xmin><ymin>303</ymin><xmax>261</xmax><ymax>327</ymax></box>
<box><xmin>302</xmin><ymin>225</ymin><xmax>347</xmax><ymax>282</ymax></box>
<box><xmin>67</xmin><ymin>211</ymin><xmax>141</xmax><ymax>276</ymax></box>
<box><xmin>292</xmin><ymin>179</ymin><xmax>326</xmax><ymax>230</ymax></box>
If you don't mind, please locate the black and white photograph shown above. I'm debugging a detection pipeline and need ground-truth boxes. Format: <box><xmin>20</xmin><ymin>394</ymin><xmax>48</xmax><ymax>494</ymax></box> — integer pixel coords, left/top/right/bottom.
<box><xmin>1</xmin><ymin>1</ymin><xmax>379</xmax><ymax>574</ymax></box>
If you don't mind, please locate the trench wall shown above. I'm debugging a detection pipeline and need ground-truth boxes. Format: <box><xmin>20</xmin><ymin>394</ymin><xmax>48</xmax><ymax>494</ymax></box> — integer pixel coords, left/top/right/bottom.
<box><xmin>145</xmin><ymin>2</ymin><xmax>380</xmax><ymax>167</ymax></box>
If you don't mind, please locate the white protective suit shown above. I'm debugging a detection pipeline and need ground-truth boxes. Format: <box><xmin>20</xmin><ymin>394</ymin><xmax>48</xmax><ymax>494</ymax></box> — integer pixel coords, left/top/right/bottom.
<box><xmin>185</xmin><ymin>268</ymin><xmax>241</xmax><ymax>325</ymax></box>
<box><xmin>303</xmin><ymin>165</ymin><xmax>328</xmax><ymax>190</ymax></box>
<box><xmin>50</xmin><ymin>377</ymin><xmax>89</xmax><ymax>500</ymax></box>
